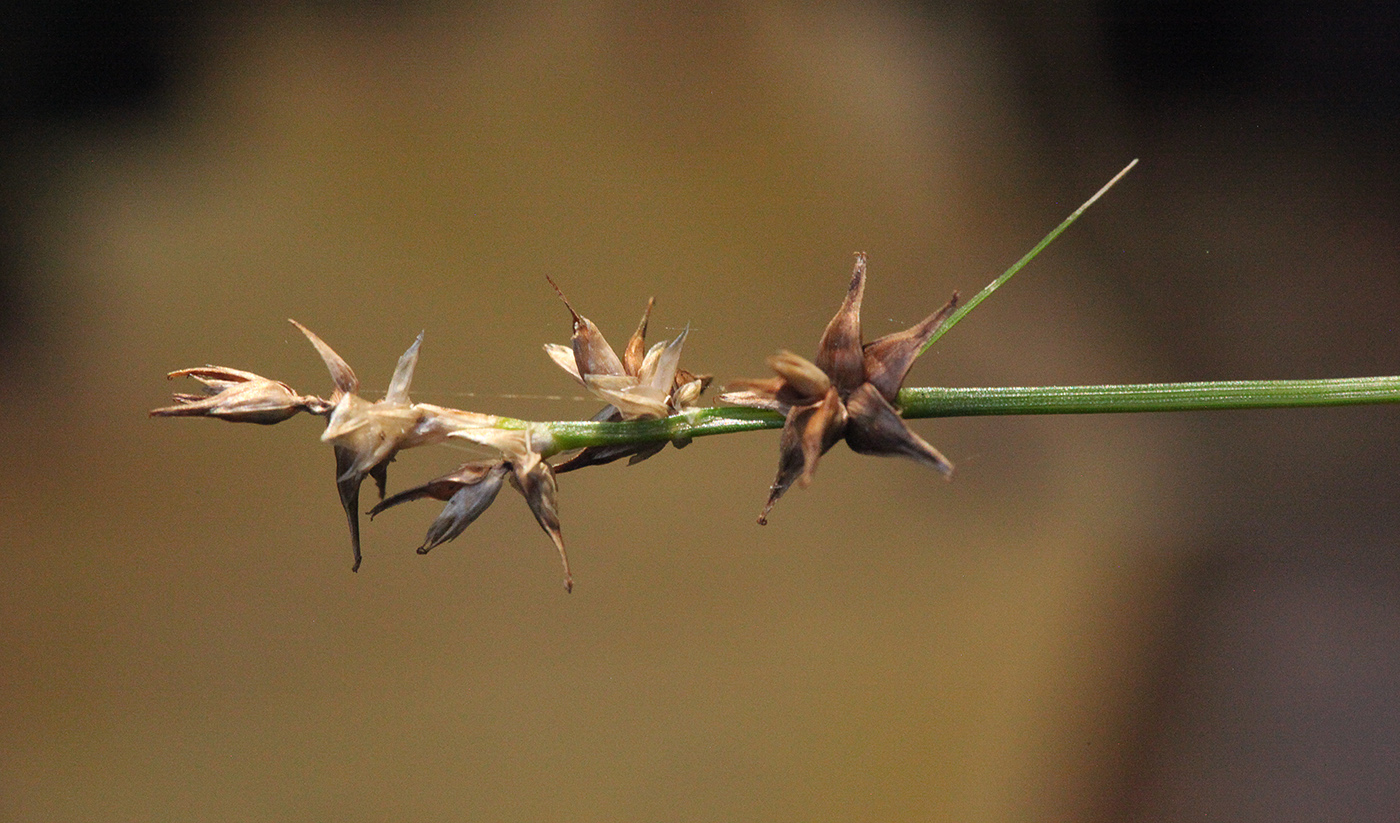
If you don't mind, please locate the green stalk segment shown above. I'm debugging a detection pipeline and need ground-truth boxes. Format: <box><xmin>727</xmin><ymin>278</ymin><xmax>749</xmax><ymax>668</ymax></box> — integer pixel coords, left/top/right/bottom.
<box><xmin>545</xmin><ymin>407</ymin><xmax>784</xmax><ymax>451</ymax></box>
<box><xmin>898</xmin><ymin>376</ymin><xmax>1400</xmax><ymax>418</ymax></box>
<box><xmin>544</xmin><ymin>376</ymin><xmax>1400</xmax><ymax>452</ymax></box>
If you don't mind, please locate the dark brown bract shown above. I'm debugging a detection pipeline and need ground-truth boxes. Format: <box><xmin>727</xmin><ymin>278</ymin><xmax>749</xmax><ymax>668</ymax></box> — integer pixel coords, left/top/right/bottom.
<box><xmin>721</xmin><ymin>253</ymin><xmax>959</xmax><ymax>524</ymax></box>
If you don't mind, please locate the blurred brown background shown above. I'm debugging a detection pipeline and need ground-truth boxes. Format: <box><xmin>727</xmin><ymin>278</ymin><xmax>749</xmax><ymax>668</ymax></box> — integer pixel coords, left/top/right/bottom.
<box><xmin>2</xmin><ymin>2</ymin><xmax>1398</xmax><ymax>821</ymax></box>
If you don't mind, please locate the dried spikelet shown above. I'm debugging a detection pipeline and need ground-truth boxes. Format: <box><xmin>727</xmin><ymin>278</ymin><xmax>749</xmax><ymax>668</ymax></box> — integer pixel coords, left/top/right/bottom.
<box><xmin>150</xmin><ymin>366</ymin><xmax>329</xmax><ymax>423</ymax></box>
<box><xmin>721</xmin><ymin>254</ymin><xmax>957</xmax><ymax>524</ymax></box>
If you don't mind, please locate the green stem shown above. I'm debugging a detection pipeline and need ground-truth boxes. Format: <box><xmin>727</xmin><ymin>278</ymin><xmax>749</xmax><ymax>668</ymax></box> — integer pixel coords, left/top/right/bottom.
<box><xmin>543</xmin><ymin>375</ymin><xmax>1400</xmax><ymax>450</ymax></box>
<box><xmin>899</xmin><ymin>376</ymin><xmax>1400</xmax><ymax>416</ymax></box>
<box><xmin>546</xmin><ymin>407</ymin><xmax>780</xmax><ymax>450</ymax></box>
<box><xmin>920</xmin><ymin>158</ymin><xmax>1139</xmax><ymax>354</ymax></box>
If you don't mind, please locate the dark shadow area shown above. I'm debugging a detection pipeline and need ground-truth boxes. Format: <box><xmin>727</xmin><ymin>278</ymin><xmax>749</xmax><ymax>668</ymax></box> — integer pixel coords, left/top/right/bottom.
<box><xmin>0</xmin><ymin>0</ymin><xmax>200</xmax><ymax>378</ymax></box>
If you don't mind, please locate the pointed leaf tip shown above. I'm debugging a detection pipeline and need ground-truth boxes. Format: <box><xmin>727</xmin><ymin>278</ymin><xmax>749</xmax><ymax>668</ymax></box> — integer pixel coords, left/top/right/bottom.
<box><xmin>290</xmin><ymin>319</ymin><xmax>359</xmax><ymax>396</ymax></box>
<box><xmin>814</xmin><ymin>253</ymin><xmax>868</xmax><ymax>392</ymax></box>
<box><xmin>624</xmin><ymin>296</ymin><xmax>656</xmax><ymax>376</ymax></box>
<box><xmin>385</xmin><ymin>331</ymin><xmax>423</xmax><ymax>404</ymax></box>
<box><xmin>862</xmin><ymin>291</ymin><xmax>959</xmax><ymax>403</ymax></box>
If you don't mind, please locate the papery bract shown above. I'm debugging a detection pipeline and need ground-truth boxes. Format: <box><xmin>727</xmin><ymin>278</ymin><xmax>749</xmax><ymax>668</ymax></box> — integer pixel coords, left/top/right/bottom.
<box><xmin>370</xmin><ymin>460</ymin><xmax>509</xmax><ymax>554</ymax></box>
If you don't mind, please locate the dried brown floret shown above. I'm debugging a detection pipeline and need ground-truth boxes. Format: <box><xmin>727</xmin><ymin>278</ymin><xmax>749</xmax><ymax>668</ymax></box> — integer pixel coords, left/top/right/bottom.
<box><xmin>543</xmin><ymin>279</ymin><xmax>710</xmax><ymax>473</ymax></box>
<box><xmin>149</xmin><ymin>366</ymin><xmax>328</xmax><ymax>423</ymax></box>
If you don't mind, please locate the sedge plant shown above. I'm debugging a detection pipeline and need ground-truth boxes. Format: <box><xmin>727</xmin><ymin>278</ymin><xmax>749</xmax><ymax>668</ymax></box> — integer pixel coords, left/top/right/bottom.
<box><xmin>152</xmin><ymin>159</ymin><xmax>1400</xmax><ymax>590</ymax></box>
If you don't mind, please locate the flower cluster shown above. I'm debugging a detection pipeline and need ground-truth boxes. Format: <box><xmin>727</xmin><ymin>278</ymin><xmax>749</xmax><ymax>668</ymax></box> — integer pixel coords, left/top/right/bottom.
<box><xmin>721</xmin><ymin>253</ymin><xmax>959</xmax><ymax>523</ymax></box>
<box><xmin>155</xmin><ymin>320</ymin><xmax>516</xmax><ymax>575</ymax></box>
<box><xmin>152</xmin><ymin>258</ymin><xmax>956</xmax><ymax>589</ymax></box>
<box><xmin>151</xmin><ymin>282</ymin><xmax>709</xmax><ymax>592</ymax></box>
<box><xmin>367</xmin><ymin>281</ymin><xmax>710</xmax><ymax>590</ymax></box>
<box><xmin>542</xmin><ymin>276</ymin><xmax>710</xmax><ymax>471</ymax></box>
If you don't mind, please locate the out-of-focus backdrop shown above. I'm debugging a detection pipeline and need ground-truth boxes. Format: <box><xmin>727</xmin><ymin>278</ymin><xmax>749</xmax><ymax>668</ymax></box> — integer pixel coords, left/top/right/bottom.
<box><xmin>2</xmin><ymin>2</ymin><xmax>1398</xmax><ymax>821</ymax></box>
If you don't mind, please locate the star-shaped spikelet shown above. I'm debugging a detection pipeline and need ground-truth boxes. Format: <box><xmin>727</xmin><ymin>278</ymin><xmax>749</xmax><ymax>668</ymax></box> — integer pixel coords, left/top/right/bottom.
<box><xmin>721</xmin><ymin>254</ymin><xmax>958</xmax><ymax>523</ymax></box>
